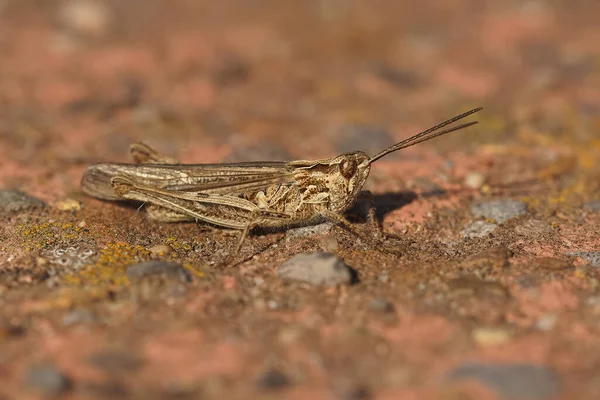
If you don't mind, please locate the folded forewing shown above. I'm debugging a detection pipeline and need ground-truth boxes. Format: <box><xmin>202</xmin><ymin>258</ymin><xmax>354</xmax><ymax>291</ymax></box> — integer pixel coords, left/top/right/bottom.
<box><xmin>81</xmin><ymin>161</ymin><xmax>294</xmax><ymax>200</ymax></box>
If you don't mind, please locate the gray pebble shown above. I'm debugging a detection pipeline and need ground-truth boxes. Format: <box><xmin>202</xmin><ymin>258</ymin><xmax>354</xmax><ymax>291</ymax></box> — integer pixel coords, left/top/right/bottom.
<box><xmin>368</xmin><ymin>297</ymin><xmax>395</xmax><ymax>313</ymax></box>
<box><xmin>464</xmin><ymin>172</ymin><xmax>486</xmax><ymax>189</ymax></box>
<box><xmin>24</xmin><ymin>364</ymin><xmax>72</xmax><ymax>395</ymax></box>
<box><xmin>444</xmin><ymin>362</ymin><xmax>560</xmax><ymax>399</ymax></box>
<box><xmin>569</xmin><ymin>252</ymin><xmax>600</xmax><ymax>268</ymax></box>
<box><xmin>0</xmin><ymin>189</ymin><xmax>46</xmax><ymax>213</ymax></box>
<box><xmin>336</xmin><ymin>385</ymin><xmax>371</xmax><ymax>400</ymax></box>
<box><xmin>285</xmin><ymin>222</ymin><xmax>334</xmax><ymax>241</ymax></box>
<box><xmin>409</xmin><ymin>177</ymin><xmax>445</xmax><ymax>197</ymax></box>
<box><xmin>471</xmin><ymin>199</ymin><xmax>527</xmax><ymax>224</ymax></box>
<box><xmin>535</xmin><ymin>314</ymin><xmax>558</xmax><ymax>332</ymax></box>
<box><xmin>333</xmin><ymin>124</ymin><xmax>396</xmax><ymax>156</ymax></box>
<box><xmin>584</xmin><ymin>201</ymin><xmax>600</xmax><ymax>213</ymax></box>
<box><xmin>277</xmin><ymin>252</ymin><xmax>354</xmax><ymax>286</ymax></box>
<box><xmin>62</xmin><ymin>309</ymin><xmax>94</xmax><ymax>326</ymax></box>
<box><xmin>372</xmin><ymin>64</ymin><xmax>421</xmax><ymax>89</ymax></box>
<box><xmin>515</xmin><ymin>219</ymin><xmax>553</xmax><ymax>236</ymax></box>
<box><xmin>85</xmin><ymin>380</ymin><xmax>128</xmax><ymax>398</ymax></box>
<box><xmin>88</xmin><ymin>351</ymin><xmax>144</xmax><ymax>372</ymax></box>
<box><xmin>461</xmin><ymin>221</ymin><xmax>498</xmax><ymax>239</ymax></box>
<box><xmin>126</xmin><ymin>261</ymin><xmax>192</xmax><ymax>282</ymax></box>
<box><xmin>255</xmin><ymin>368</ymin><xmax>290</xmax><ymax>390</ymax></box>
<box><xmin>41</xmin><ymin>244</ymin><xmax>96</xmax><ymax>270</ymax></box>
<box><xmin>224</xmin><ymin>141</ymin><xmax>291</xmax><ymax>162</ymax></box>
<box><xmin>0</xmin><ymin>322</ymin><xmax>25</xmax><ymax>337</ymax></box>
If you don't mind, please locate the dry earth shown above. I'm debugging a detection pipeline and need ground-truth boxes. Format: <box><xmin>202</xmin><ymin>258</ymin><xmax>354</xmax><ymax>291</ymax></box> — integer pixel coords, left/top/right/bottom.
<box><xmin>1</xmin><ymin>1</ymin><xmax>600</xmax><ymax>399</ymax></box>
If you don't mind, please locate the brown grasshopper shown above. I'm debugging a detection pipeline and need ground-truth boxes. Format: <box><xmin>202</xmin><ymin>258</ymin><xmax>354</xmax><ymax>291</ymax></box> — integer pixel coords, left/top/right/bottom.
<box><xmin>81</xmin><ymin>107</ymin><xmax>482</xmax><ymax>253</ymax></box>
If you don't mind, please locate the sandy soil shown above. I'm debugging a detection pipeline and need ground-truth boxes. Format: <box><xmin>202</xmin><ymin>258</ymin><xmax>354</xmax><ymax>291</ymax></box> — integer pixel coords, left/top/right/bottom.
<box><xmin>1</xmin><ymin>1</ymin><xmax>600</xmax><ymax>399</ymax></box>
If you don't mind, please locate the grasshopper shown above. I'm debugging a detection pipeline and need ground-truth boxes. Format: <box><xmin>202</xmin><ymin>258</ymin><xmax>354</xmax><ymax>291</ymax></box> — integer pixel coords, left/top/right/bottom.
<box><xmin>81</xmin><ymin>107</ymin><xmax>482</xmax><ymax>253</ymax></box>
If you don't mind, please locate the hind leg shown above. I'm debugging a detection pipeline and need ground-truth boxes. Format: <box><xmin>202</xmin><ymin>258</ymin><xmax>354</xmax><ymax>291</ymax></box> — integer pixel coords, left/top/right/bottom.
<box><xmin>130</xmin><ymin>142</ymin><xmax>179</xmax><ymax>165</ymax></box>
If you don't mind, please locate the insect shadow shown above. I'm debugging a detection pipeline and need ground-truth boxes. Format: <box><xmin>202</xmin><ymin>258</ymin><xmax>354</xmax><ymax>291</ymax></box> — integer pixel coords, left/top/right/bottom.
<box><xmin>347</xmin><ymin>190</ymin><xmax>419</xmax><ymax>225</ymax></box>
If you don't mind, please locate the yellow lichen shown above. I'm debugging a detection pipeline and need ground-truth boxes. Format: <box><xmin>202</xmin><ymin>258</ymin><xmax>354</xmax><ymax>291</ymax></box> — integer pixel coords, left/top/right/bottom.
<box><xmin>17</xmin><ymin>221</ymin><xmax>88</xmax><ymax>251</ymax></box>
<box><xmin>574</xmin><ymin>268</ymin><xmax>587</xmax><ymax>279</ymax></box>
<box><xmin>165</xmin><ymin>237</ymin><xmax>194</xmax><ymax>251</ymax></box>
<box><xmin>17</xmin><ymin>222</ymin><xmax>58</xmax><ymax>250</ymax></box>
<box><xmin>183</xmin><ymin>263</ymin><xmax>206</xmax><ymax>279</ymax></box>
<box><xmin>64</xmin><ymin>242</ymin><xmax>150</xmax><ymax>287</ymax></box>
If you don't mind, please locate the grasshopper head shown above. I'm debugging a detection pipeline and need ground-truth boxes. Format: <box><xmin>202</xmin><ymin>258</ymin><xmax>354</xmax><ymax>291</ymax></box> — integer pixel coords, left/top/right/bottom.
<box><xmin>327</xmin><ymin>107</ymin><xmax>483</xmax><ymax>213</ymax></box>
<box><xmin>328</xmin><ymin>151</ymin><xmax>371</xmax><ymax>212</ymax></box>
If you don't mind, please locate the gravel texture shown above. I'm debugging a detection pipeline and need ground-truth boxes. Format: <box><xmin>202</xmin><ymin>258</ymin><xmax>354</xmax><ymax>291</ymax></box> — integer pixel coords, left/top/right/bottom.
<box><xmin>277</xmin><ymin>252</ymin><xmax>355</xmax><ymax>286</ymax></box>
<box><xmin>445</xmin><ymin>363</ymin><xmax>560</xmax><ymax>399</ymax></box>
<box><xmin>0</xmin><ymin>189</ymin><xmax>46</xmax><ymax>213</ymax></box>
<box><xmin>24</xmin><ymin>364</ymin><xmax>72</xmax><ymax>395</ymax></box>
<box><xmin>471</xmin><ymin>199</ymin><xmax>528</xmax><ymax>224</ymax></box>
<box><xmin>1</xmin><ymin>1</ymin><xmax>600</xmax><ymax>399</ymax></box>
<box><xmin>126</xmin><ymin>261</ymin><xmax>192</xmax><ymax>282</ymax></box>
<box><xmin>461</xmin><ymin>221</ymin><xmax>499</xmax><ymax>239</ymax></box>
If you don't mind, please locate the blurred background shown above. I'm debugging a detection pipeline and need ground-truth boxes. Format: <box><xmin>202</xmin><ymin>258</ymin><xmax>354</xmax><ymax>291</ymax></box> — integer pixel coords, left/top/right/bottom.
<box><xmin>2</xmin><ymin>2</ymin><xmax>600</xmax><ymax>398</ymax></box>
<box><xmin>0</xmin><ymin>0</ymin><xmax>599</xmax><ymax>199</ymax></box>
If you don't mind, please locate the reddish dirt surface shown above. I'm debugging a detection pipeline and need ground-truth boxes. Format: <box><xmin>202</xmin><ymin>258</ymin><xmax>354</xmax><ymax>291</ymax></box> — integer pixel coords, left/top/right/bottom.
<box><xmin>1</xmin><ymin>1</ymin><xmax>600</xmax><ymax>399</ymax></box>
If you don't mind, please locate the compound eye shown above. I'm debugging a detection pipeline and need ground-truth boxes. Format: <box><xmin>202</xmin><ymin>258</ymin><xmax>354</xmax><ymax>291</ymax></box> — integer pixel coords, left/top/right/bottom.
<box><xmin>339</xmin><ymin>158</ymin><xmax>357</xmax><ymax>179</ymax></box>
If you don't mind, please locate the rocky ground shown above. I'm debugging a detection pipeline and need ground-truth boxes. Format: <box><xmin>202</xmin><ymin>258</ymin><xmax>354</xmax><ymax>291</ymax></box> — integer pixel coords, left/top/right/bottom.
<box><xmin>1</xmin><ymin>1</ymin><xmax>600</xmax><ymax>399</ymax></box>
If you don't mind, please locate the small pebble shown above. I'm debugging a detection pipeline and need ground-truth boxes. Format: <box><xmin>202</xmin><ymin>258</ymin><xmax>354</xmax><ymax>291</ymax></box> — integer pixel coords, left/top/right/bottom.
<box><xmin>126</xmin><ymin>261</ymin><xmax>192</xmax><ymax>283</ymax></box>
<box><xmin>24</xmin><ymin>364</ymin><xmax>72</xmax><ymax>395</ymax></box>
<box><xmin>373</xmin><ymin>64</ymin><xmax>421</xmax><ymax>88</ymax></box>
<box><xmin>147</xmin><ymin>244</ymin><xmax>175</xmax><ymax>256</ymax></box>
<box><xmin>285</xmin><ymin>222</ymin><xmax>334</xmax><ymax>241</ymax></box>
<box><xmin>0</xmin><ymin>189</ymin><xmax>46</xmax><ymax>213</ymax></box>
<box><xmin>85</xmin><ymin>380</ymin><xmax>128</xmax><ymax>398</ymax></box>
<box><xmin>464</xmin><ymin>172</ymin><xmax>486</xmax><ymax>189</ymax></box>
<box><xmin>471</xmin><ymin>326</ymin><xmax>514</xmax><ymax>347</ymax></box>
<box><xmin>88</xmin><ymin>351</ymin><xmax>144</xmax><ymax>372</ymax></box>
<box><xmin>444</xmin><ymin>363</ymin><xmax>560</xmax><ymax>400</ymax></box>
<box><xmin>461</xmin><ymin>221</ymin><xmax>498</xmax><ymax>239</ymax></box>
<box><xmin>54</xmin><ymin>198</ymin><xmax>82</xmax><ymax>211</ymax></box>
<box><xmin>535</xmin><ymin>313</ymin><xmax>558</xmax><ymax>332</ymax></box>
<box><xmin>461</xmin><ymin>246</ymin><xmax>511</xmax><ymax>271</ymax></box>
<box><xmin>333</xmin><ymin>124</ymin><xmax>395</xmax><ymax>156</ymax></box>
<box><xmin>408</xmin><ymin>176</ymin><xmax>445</xmax><ymax>196</ymax></box>
<box><xmin>162</xmin><ymin>380</ymin><xmax>203</xmax><ymax>398</ymax></box>
<box><xmin>515</xmin><ymin>219</ymin><xmax>553</xmax><ymax>236</ymax></box>
<box><xmin>368</xmin><ymin>297</ymin><xmax>395</xmax><ymax>314</ymax></box>
<box><xmin>62</xmin><ymin>309</ymin><xmax>94</xmax><ymax>326</ymax></box>
<box><xmin>471</xmin><ymin>199</ymin><xmax>528</xmax><ymax>223</ymax></box>
<box><xmin>569</xmin><ymin>252</ymin><xmax>600</xmax><ymax>268</ymax></box>
<box><xmin>585</xmin><ymin>296</ymin><xmax>600</xmax><ymax>306</ymax></box>
<box><xmin>57</xmin><ymin>0</ymin><xmax>112</xmax><ymax>37</ymax></box>
<box><xmin>40</xmin><ymin>245</ymin><xmax>96</xmax><ymax>269</ymax></box>
<box><xmin>277</xmin><ymin>326</ymin><xmax>303</xmax><ymax>345</ymax></box>
<box><xmin>382</xmin><ymin>366</ymin><xmax>415</xmax><ymax>387</ymax></box>
<box><xmin>319</xmin><ymin>235</ymin><xmax>340</xmax><ymax>252</ymax></box>
<box><xmin>378</xmin><ymin>273</ymin><xmax>390</xmax><ymax>283</ymax></box>
<box><xmin>277</xmin><ymin>252</ymin><xmax>354</xmax><ymax>286</ymax></box>
<box><xmin>584</xmin><ymin>200</ymin><xmax>600</xmax><ymax>213</ymax></box>
<box><xmin>213</xmin><ymin>56</ymin><xmax>251</xmax><ymax>85</ymax></box>
<box><xmin>336</xmin><ymin>385</ymin><xmax>371</xmax><ymax>400</ymax></box>
<box><xmin>0</xmin><ymin>322</ymin><xmax>25</xmax><ymax>338</ymax></box>
<box><xmin>255</xmin><ymin>368</ymin><xmax>290</xmax><ymax>390</ymax></box>
<box><xmin>224</xmin><ymin>140</ymin><xmax>291</xmax><ymax>162</ymax></box>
